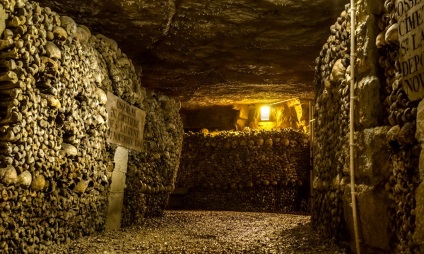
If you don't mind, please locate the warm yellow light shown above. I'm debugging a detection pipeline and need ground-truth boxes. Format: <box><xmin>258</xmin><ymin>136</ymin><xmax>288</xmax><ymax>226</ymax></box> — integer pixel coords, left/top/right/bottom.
<box><xmin>260</xmin><ymin>106</ymin><xmax>270</xmax><ymax>121</ymax></box>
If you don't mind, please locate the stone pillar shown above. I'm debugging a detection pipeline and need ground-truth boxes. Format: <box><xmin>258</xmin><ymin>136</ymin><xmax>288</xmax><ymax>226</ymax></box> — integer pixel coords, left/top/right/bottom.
<box><xmin>105</xmin><ymin>146</ymin><xmax>128</xmax><ymax>231</ymax></box>
<box><xmin>343</xmin><ymin>127</ymin><xmax>392</xmax><ymax>253</ymax></box>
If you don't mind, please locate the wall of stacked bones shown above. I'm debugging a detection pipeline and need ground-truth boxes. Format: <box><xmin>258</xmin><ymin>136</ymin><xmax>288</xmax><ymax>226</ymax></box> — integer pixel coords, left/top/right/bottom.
<box><xmin>123</xmin><ymin>91</ymin><xmax>183</xmax><ymax>223</ymax></box>
<box><xmin>176</xmin><ymin>129</ymin><xmax>310</xmax><ymax>212</ymax></box>
<box><xmin>0</xmin><ymin>0</ymin><xmax>183</xmax><ymax>252</ymax></box>
<box><xmin>313</xmin><ymin>1</ymin><xmax>424</xmax><ymax>253</ymax></box>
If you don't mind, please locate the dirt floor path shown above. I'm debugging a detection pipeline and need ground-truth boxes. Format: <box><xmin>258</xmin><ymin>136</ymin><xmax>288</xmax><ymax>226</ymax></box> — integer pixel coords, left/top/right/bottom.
<box><xmin>51</xmin><ymin>210</ymin><xmax>347</xmax><ymax>254</ymax></box>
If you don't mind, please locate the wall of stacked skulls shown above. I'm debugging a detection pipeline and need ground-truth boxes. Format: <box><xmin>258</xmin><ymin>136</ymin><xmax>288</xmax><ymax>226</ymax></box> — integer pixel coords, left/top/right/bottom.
<box><xmin>0</xmin><ymin>0</ymin><xmax>183</xmax><ymax>253</ymax></box>
<box><xmin>123</xmin><ymin>91</ymin><xmax>183</xmax><ymax>223</ymax></box>
<box><xmin>176</xmin><ymin>129</ymin><xmax>310</xmax><ymax>212</ymax></box>
<box><xmin>313</xmin><ymin>1</ymin><xmax>423</xmax><ymax>253</ymax></box>
<box><xmin>312</xmin><ymin>2</ymin><xmax>352</xmax><ymax>246</ymax></box>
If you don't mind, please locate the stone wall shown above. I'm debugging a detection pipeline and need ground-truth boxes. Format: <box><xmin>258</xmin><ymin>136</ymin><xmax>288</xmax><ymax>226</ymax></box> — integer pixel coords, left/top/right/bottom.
<box><xmin>0</xmin><ymin>0</ymin><xmax>183</xmax><ymax>252</ymax></box>
<box><xmin>175</xmin><ymin>129</ymin><xmax>310</xmax><ymax>212</ymax></box>
<box><xmin>313</xmin><ymin>1</ymin><xmax>422</xmax><ymax>253</ymax></box>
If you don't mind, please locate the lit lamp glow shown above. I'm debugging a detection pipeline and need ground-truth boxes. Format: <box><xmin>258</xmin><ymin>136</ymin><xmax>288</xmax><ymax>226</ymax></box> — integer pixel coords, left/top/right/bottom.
<box><xmin>260</xmin><ymin>106</ymin><xmax>270</xmax><ymax>121</ymax></box>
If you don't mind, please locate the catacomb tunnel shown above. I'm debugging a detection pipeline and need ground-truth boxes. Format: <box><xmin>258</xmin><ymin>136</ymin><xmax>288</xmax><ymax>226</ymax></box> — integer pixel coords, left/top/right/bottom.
<box><xmin>0</xmin><ymin>0</ymin><xmax>422</xmax><ymax>253</ymax></box>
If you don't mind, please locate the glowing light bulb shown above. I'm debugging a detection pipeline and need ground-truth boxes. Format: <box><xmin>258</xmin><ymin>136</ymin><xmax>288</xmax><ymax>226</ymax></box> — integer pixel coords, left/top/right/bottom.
<box><xmin>260</xmin><ymin>106</ymin><xmax>270</xmax><ymax>121</ymax></box>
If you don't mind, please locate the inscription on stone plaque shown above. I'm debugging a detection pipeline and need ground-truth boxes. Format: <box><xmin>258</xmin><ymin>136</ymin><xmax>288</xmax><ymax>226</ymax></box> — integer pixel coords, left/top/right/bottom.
<box><xmin>106</xmin><ymin>92</ymin><xmax>146</xmax><ymax>152</ymax></box>
<box><xmin>397</xmin><ymin>0</ymin><xmax>424</xmax><ymax>101</ymax></box>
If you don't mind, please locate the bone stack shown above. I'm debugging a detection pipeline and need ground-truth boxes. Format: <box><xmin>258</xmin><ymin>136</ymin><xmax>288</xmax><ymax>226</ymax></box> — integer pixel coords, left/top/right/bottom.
<box><xmin>314</xmin><ymin>0</ymin><xmax>422</xmax><ymax>252</ymax></box>
<box><xmin>311</xmin><ymin>3</ymin><xmax>351</xmax><ymax>241</ymax></box>
<box><xmin>0</xmin><ymin>0</ymin><xmax>114</xmax><ymax>252</ymax></box>
<box><xmin>378</xmin><ymin>0</ymin><xmax>420</xmax><ymax>252</ymax></box>
<box><xmin>175</xmin><ymin>129</ymin><xmax>310</xmax><ymax>212</ymax></box>
<box><xmin>0</xmin><ymin>0</ymin><xmax>185</xmax><ymax>252</ymax></box>
<box><xmin>122</xmin><ymin>91</ymin><xmax>183</xmax><ymax>224</ymax></box>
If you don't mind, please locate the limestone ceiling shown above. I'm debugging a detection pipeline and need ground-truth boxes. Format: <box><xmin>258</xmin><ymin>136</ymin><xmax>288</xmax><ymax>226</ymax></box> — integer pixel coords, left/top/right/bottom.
<box><xmin>36</xmin><ymin>0</ymin><xmax>349</xmax><ymax>109</ymax></box>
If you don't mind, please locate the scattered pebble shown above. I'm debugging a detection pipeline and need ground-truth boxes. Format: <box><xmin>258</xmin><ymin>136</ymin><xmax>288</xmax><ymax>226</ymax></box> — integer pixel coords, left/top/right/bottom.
<box><xmin>50</xmin><ymin>210</ymin><xmax>347</xmax><ymax>254</ymax></box>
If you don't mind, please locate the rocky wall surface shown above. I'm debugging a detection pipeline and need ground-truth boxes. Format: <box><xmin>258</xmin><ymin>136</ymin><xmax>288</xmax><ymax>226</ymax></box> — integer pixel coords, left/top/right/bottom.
<box><xmin>0</xmin><ymin>0</ymin><xmax>183</xmax><ymax>253</ymax></box>
<box><xmin>176</xmin><ymin>129</ymin><xmax>310</xmax><ymax>212</ymax></box>
<box><xmin>313</xmin><ymin>1</ymin><xmax>421</xmax><ymax>253</ymax></box>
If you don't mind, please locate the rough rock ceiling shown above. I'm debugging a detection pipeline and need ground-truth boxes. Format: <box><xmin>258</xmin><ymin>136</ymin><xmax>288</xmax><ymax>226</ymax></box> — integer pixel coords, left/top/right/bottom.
<box><xmin>36</xmin><ymin>0</ymin><xmax>349</xmax><ymax>109</ymax></box>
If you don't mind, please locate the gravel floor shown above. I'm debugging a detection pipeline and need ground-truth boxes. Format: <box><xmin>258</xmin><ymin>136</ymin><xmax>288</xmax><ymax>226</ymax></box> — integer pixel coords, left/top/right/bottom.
<box><xmin>51</xmin><ymin>210</ymin><xmax>347</xmax><ymax>254</ymax></box>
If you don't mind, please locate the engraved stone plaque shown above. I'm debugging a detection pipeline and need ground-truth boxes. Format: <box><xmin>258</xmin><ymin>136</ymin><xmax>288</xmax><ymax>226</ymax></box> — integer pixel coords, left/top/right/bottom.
<box><xmin>396</xmin><ymin>0</ymin><xmax>424</xmax><ymax>101</ymax></box>
<box><xmin>106</xmin><ymin>92</ymin><xmax>146</xmax><ymax>152</ymax></box>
